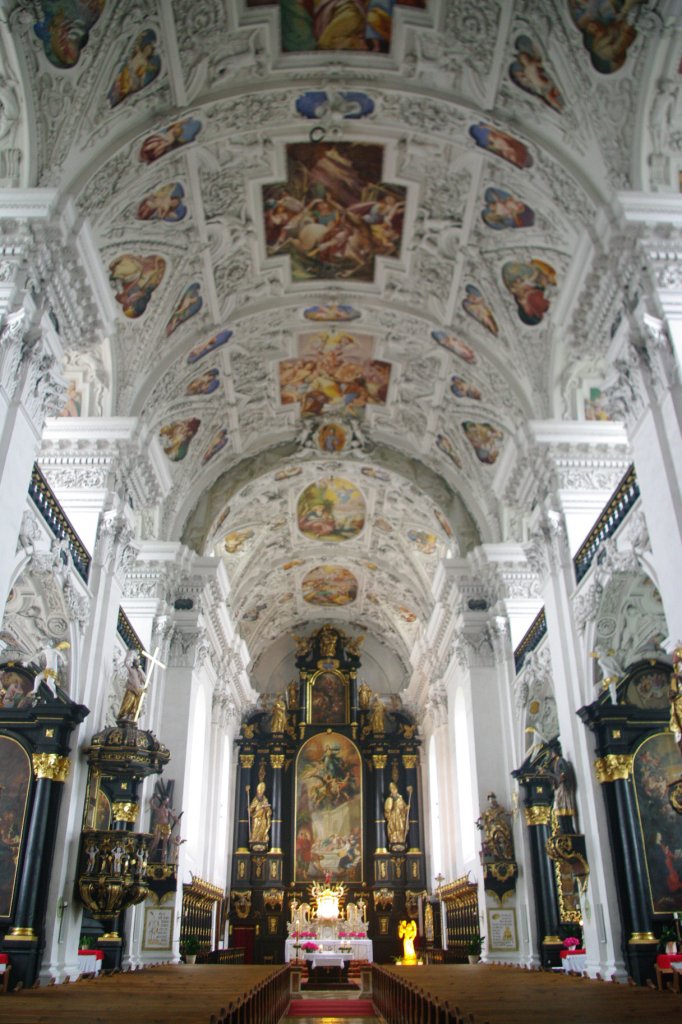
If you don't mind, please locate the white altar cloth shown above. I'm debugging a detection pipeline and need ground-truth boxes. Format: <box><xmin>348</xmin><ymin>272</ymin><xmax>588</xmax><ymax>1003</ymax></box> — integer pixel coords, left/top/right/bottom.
<box><xmin>306</xmin><ymin>952</ymin><xmax>348</xmax><ymax>970</ymax></box>
<box><xmin>285</xmin><ymin>938</ymin><xmax>373</xmax><ymax>962</ymax></box>
<box><xmin>562</xmin><ymin>954</ymin><xmax>587</xmax><ymax>974</ymax></box>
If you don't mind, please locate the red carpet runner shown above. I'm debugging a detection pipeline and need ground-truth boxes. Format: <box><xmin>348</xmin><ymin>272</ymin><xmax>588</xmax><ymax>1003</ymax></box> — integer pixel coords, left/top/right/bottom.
<box><xmin>288</xmin><ymin>998</ymin><xmax>376</xmax><ymax>1016</ymax></box>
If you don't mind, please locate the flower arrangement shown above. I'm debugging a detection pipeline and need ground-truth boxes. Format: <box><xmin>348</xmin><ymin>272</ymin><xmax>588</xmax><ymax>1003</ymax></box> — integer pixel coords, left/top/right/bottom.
<box><xmin>562</xmin><ymin>937</ymin><xmax>581</xmax><ymax>949</ymax></box>
<box><xmin>302</xmin><ymin>941</ymin><xmax>319</xmax><ymax>952</ymax></box>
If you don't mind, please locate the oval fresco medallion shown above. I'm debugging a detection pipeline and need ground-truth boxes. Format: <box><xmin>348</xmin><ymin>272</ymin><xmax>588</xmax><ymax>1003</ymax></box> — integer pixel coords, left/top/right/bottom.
<box><xmin>297</xmin><ymin>478</ymin><xmax>366</xmax><ymax>542</ymax></box>
<box><xmin>302</xmin><ymin>565</ymin><xmax>358</xmax><ymax>606</ymax></box>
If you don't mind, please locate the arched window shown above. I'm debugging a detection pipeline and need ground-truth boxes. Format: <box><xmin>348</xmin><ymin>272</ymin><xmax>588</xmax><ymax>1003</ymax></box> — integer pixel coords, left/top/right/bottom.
<box><xmin>454</xmin><ymin>688</ymin><xmax>476</xmax><ymax>862</ymax></box>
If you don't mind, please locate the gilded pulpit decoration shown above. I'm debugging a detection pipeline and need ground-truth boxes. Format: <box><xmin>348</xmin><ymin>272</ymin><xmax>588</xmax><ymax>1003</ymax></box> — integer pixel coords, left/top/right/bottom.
<box><xmin>476</xmin><ymin>793</ymin><xmax>518</xmax><ymax>902</ymax></box>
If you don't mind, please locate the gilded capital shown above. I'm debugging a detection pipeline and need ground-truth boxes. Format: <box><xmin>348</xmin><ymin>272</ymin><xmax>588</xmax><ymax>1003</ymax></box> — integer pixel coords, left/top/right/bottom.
<box><xmin>523</xmin><ymin>805</ymin><xmax>551</xmax><ymax>827</ymax></box>
<box><xmin>373</xmin><ymin>754</ymin><xmax>388</xmax><ymax>769</ymax></box>
<box><xmin>240</xmin><ymin>754</ymin><xmax>255</xmax><ymax>768</ymax></box>
<box><xmin>594</xmin><ymin>754</ymin><xmax>633</xmax><ymax>783</ymax></box>
<box><xmin>112</xmin><ymin>801</ymin><xmax>139</xmax><ymax>823</ymax></box>
<box><xmin>270</xmin><ymin>754</ymin><xmax>285</xmax><ymax>769</ymax></box>
<box><xmin>32</xmin><ymin>753</ymin><xmax>70</xmax><ymax>782</ymax></box>
<box><xmin>402</xmin><ymin>754</ymin><xmax>418</xmax><ymax>769</ymax></box>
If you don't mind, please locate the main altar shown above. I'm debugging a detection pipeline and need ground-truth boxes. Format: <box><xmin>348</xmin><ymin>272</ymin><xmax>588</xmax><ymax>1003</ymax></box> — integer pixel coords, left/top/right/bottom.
<box><xmin>228</xmin><ymin>625</ymin><xmax>426</xmax><ymax>963</ymax></box>
<box><xmin>284</xmin><ymin>877</ymin><xmax>373</xmax><ymax>963</ymax></box>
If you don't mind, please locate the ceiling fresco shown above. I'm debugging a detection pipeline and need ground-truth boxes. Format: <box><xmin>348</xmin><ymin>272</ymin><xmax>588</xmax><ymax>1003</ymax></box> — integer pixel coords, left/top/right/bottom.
<box><xmin>9</xmin><ymin>0</ymin><xmax>672</xmax><ymax>686</ymax></box>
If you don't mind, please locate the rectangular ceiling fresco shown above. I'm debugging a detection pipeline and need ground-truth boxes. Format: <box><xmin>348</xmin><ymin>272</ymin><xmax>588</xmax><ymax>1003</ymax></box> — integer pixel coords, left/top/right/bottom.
<box><xmin>279</xmin><ymin>329</ymin><xmax>391</xmax><ymax>417</ymax></box>
<box><xmin>247</xmin><ymin>0</ymin><xmax>426</xmax><ymax>53</ymax></box>
<box><xmin>263</xmin><ymin>142</ymin><xmax>405</xmax><ymax>282</ymax></box>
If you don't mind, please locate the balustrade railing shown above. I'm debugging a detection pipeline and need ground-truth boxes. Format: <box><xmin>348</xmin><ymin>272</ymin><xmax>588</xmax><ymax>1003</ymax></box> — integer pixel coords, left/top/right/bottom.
<box><xmin>573</xmin><ymin>465</ymin><xmax>639</xmax><ymax>584</ymax></box>
<box><xmin>28</xmin><ymin>463</ymin><xmax>91</xmax><ymax>583</ymax></box>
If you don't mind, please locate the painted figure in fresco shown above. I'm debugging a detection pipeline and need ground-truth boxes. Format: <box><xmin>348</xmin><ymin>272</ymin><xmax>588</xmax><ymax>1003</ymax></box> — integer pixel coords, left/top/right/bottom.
<box><xmin>450</xmin><ymin>375</ymin><xmax>482</xmax><ymax>400</ymax></box>
<box><xmin>304</xmin><ymin>303</ymin><xmax>361</xmax><ymax>322</ymax></box>
<box><xmin>139</xmin><ymin>117</ymin><xmax>202</xmax><ymax>164</ymax></box>
<box><xmin>0</xmin><ymin>671</ymin><xmax>31</xmax><ymax>708</ymax></box>
<box><xmin>187</xmin><ymin>329</ymin><xmax>232</xmax><ymax>365</ymax></box>
<box><xmin>201</xmin><ymin>428</ymin><xmax>229</xmax><ymax>464</ymax></box>
<box><xmin>311</xmin><ymin>674</ymin><xmax>345</xmax><ymax>723</ymax></box>
<box><xmin>186</xmin><ymin>368</ymin><xmax>220</xmax><ymax>396</ymax></box>
<box><xmin>34</xmin><ymin>0</ymin><xmax>105</xmax><ymax>69</ymax></box>
<box><xmin>159</xmin><ymin>418</ymin><xmax>201</xmax><ymax>461</ymax></box>
<box><xmin>166</xmin><ymin>283</ymin><xmax>202</xmax><ymax>336</ymax></box>
<box><xmin>302</xmin><ymin>565</ymin><xmax>358</xmax><ymax>605</ymax></box>
<box><xmin>509</xmin><ymin>36</ymin><xmax>564</xmax><ymax>113</ymax></box>
<box><xmin>116</xmin><ymin>649</ymin><xmax>147</xmax><ymax>723</ymax></box>
<box><xmin>248</xmin><ymin>782</ymin><xmax>272</xmax><ymax>846</ymax></box>
<box><xmin>502</xmin><ymin>259</ymin><xmax>557</xmax><ymax>326</ymax></box>
<box><xmin>296</xmin><ymin>90</ymin><xmax>375</xmax><ymax>120</ymax></box>
<box><xmin>58</xmin><ymin>379</ymin><xmax>82</xmax><ymax>417</ymax></box>
<box><xmin>384</xmin><ymin>781</ymin><xmax>410</xmax><ymax>848</ymax></box>
<box><xmin>271</xmin><ymin>695</ymin><xmax>288</xmax><ymax>732</ymax></box>
<box><xmin>407</xmin><ymin>529</ymin><xmax>437</xmax><ymax>555</ymax></box>
<box><xmin>263</xmin><ymin>142</ymin><xmax>405</xmax><ymax>283</ymax></box>
<box><xmin>469</xmin><ymin>123</ymin><xmax>533</xmax><ymax>169</ymax></box>
<box><xmin>567</xmin><ymin>0</ymin><xmax>642</xmax><ymax>75</ymax></box>
<box><xmin>462</xmin><ymin>421</ymin><xmax>504</xmax><ymax>464</ymax></box>
<box><xmin>108</xmin><ymin>30</ymin><xmax>160</xmax><ymax>107</ymax></box>
<box><xmin>432</xmin><ymin>330</ymin><xmax>477</xmax><ymax>363</ymax></box>
<box><xmin>109</xmin><ymin>253</ymin><xmax>166</xmax><ymax>318</ymax></box>
<box><xmin>462</xmin><ymin>284</ymin><xmax>498</xmax><ymax>335</ymax></box>
<box><xmin>137</xmin><ymin>182</ymin><xmax>186</xmax><ymax>222</ymax></box>
<box><xmin>481</xmin><ymin>188</ymin><xmax>535</xmax><ymax>231</ymax></box>
<box><xmin>224</xmin><ymin>529</ymin><xmax>254</xmax><ymax>554</ymax></box>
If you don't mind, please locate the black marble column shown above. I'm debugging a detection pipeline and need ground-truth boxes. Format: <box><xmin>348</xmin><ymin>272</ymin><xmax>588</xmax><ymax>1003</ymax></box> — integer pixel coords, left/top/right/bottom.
<box><xmin>4</xmin><ymin>754</ymin><xmax>69</xmax><ymax>988</ymax></box>
<box><xmin>523</xmin><ymin>804</ymin><xmax>562</xmax><ymax>965</ymax></box>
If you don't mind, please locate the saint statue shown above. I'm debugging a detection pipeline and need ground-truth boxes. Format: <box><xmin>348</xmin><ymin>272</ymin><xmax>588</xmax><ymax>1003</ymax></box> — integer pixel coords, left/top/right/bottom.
<box><xmin>271</xmin><ymin>694</ymin><xmax>287</xmax><ymax>733</ymax></box>
<box><xmin>369</xmin><ymin>695</ymin><xmax>385</xmax><ymax>734</ymax></box>
<box><xmin>287</xmin><ymin>679</ymin><xmax>298</xmax><ymax>709</ymax></box>
<box><xmin>384</xmin><ymin>781</ymin><xmax>410</xmax><ymax>849</ymax></box>
<box><xmin>358</xmin><ymin>681</ymin><xmax>372</xmax><ymax>709</ymax></box>
<box><xmin>248</xmin><ymin>781</ymin><xmax>272</xmax><ymax>848</ymax></box>
<box><xmin>476</xmin><ymin>793</ymin><xmax>514</xmax><ymax>861</ymax></box>
<box><xmin>117</xmin><ymin>649</ymin><xmax>147</xmax><ymax>723</ymax></box>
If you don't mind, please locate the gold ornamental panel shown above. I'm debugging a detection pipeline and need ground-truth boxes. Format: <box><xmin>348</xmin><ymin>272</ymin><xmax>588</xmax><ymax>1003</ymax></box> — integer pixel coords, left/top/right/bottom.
<box><xmin>523</xmin><ymin>806</ymin><xmax>551</xmax><ymax>827</ymax></box>
<box><xmin>112</xmin><ymin>801</ymin><xmax>139</xmax><ymax>823</ymax></box>
<box><xmin>594</xmin><ymin>754</ymin><xmax>633</xmax><ymax>783</ymax></box>
<box><xmin>32</xmin><ymin>753</ymin><xmax>70</xmax><ymax>782</ymax></box>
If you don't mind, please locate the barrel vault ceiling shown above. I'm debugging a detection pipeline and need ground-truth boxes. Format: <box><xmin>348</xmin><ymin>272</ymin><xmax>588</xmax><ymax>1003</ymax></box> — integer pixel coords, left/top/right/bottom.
<box><xmin>6</xmin><ymin>0</ymin><xmax>674</xmax><ymax>690</ymax></box>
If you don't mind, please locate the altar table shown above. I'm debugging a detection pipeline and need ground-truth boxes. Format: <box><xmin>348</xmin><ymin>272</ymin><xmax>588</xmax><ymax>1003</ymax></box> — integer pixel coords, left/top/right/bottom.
<box><xmin>305</xmin><ymin>952</ymin><xmax>349</xmax><ymax>970</ymax></box>
<box><xmin>76</xmin><ymin>950</ymin><xmax>104</xmax><ymax>976</ymax></box>
<box><xmin>561</xmin><ymin>953</ymin><xmax>587</xmax><ymax>974</ymax></box>
<box><xmin>285</xmin><ymin>938</ymin><xmax>373</xmax><ymax>962</ymax></box>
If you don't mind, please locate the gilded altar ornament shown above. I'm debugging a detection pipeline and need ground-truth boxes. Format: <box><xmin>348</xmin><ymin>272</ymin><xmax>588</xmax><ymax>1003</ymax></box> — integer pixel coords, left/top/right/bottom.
<box><xmin>368</xmin><ymin>695</ymin><xmax>385</xmax><ymax>734</ymax></box>
<box><xmin>358</xmin><ymin>681</ymin><xmax>372</xmax><ymax>709</ymax></box>
<box><xmin>373</xmin><ymin>887</ymin><xmax>394</xmax><ymax>910</ymax></box>
<box><xmin>32</xmin><ymin>753</ymin><xmax>70</xmax><ymax>781</ymax></box>
<box><xmin>247</xmin><ymin>781</ymin><xmax>272</xmax><ymax>851</ymax></box>
<box><xmin>523</xmin><ymin>805</ymin><xmax>551</xmax><ymax>826</ymax></box>
<box><xmin>594</xmin><ymin>753</ymin><xmax>633</xmax><ymax>783</ymax></box>
<box><xmin>112</xmin><ymin>800</ymin><xmax>139</xmax><ymax>823</ymax></box>
<box><xmin>398</xmin><ymin>918</ymin><xmax>418</xmax><ymax>964</ymax></box>
<box><xmin>287</xmin><ymin>679</ymin><xmax>298</xmax><ymax>709</ymax></box>
<box><xmin>424</xmin><ymin>902</ymin><xmax>434</xmax><ymax>943</ymax></box>
<box><xmin>385</xmin><ymin>781</ymin><xmax>411</xmax><ymax>852</ymax></box>
<box><xmin>231</xmin><ymin>890</ymin><xmax>252</xmax><ymax>919</ymax></box>
<box><xmin>319</xmin><ymin>624</ymin><xmax>338</xmax><ymax>658</ymax></box>
<box><xmin>669</xmin><ymin>778</ymin><xmax>682</xmax><ymax>816</ymax></box>
<box><xmin>263</xmin><ymin>888</ymin><xmax>284</xmax><ymax>911</ymax></box>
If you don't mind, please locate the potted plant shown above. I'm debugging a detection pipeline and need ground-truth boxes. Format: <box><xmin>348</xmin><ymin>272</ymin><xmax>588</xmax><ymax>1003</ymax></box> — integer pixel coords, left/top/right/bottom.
<box><xmin>659</xmin><ymin>926</ymin><xmax>678</xmax><ymax>955</ymax></box>
<box><xmin>466</xmin><ymin>935</ymin><xmax>484</xmax><ymax>964</ymax></box>
<box><xmin>182</xmin><ymin>935</ymin><xmax>201</xmax><ymax>964</ymax></box>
